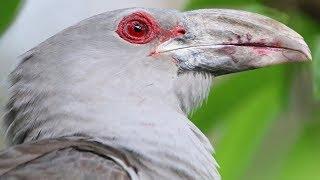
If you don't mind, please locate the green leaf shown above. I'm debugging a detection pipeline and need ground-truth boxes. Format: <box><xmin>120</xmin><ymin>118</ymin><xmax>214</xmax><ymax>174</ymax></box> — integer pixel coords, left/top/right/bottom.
<box><xmin>0</xmin><ymin>0</ymin><xmax>21</xmax><ymax>36</ymax></box>
<box><xmin>277</xmin><ymin>112</ymin><xmax>320</xmax><ymax>180</ymax></box>
<box><xmin>216</xmin><ymin>82</ymin><xmax>283</xmax><ymax>180</ymax></box>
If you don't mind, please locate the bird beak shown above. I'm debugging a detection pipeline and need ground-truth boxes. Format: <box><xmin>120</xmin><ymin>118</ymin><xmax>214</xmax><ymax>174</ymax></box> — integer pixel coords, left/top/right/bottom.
<box><xmin>156</xmin><ymin>9</ymin><xmax>312</xmax><ymax>76</ymax></box>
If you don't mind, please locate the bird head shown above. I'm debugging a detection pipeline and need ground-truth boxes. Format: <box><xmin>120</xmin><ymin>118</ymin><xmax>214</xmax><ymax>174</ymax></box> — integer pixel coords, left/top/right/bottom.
<box><xmin>5</xmin><ymin>8</ymin><xmax>311</xmax><ymax>144</ymax></box>
<box><xmin>79</xmin><ymin>8</ymin><xmax>311</xmax><ymax>75</ymax></box>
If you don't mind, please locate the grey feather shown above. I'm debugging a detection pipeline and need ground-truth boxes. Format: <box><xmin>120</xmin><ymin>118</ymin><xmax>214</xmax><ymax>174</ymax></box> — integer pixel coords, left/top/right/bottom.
<box><xmin>0</xmin><ymin>137</ymin><xmax>133</xmax><ymax>180</ymax></box>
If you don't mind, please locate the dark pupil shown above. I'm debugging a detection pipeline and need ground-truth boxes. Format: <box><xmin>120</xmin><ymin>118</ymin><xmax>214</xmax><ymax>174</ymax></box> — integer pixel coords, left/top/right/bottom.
<box><xmin>133</xmin><ymin>23</ymin><xmax>143</xmax><ymax>32</ymax></box>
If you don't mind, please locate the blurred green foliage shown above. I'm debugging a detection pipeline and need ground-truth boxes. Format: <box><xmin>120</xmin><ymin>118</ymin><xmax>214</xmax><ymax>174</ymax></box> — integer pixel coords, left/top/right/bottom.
<box><xmin>187</xmin><ymin>0</ymin><xmax>320</xmax><ymax>180</ymax></box>
<box><xmin>0</xmin><ymin>0</ymin><xmax>21</xmax><ymax>36</ymax></box>
<box><xmin>279</xmin><ymin>112</ymin><xmax>320</xmax><ymax>180</ymax></box>
<box><xmin>314</xmin><ymin>37</ymin><xmax>320</xmax><ymax>99</ymax></box>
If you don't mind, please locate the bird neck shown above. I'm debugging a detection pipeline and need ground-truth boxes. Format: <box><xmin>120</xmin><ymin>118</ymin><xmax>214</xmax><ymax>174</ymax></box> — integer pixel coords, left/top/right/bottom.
<box><xmin>4</xmin><ymin>52</ymin><xmax>218</xmax><ymax>178</ymax></box>
<box><xmin>66</xmin><ymin>102</ymin><xmax>220</xmax><ymax>179</ymax></box>
<box><xmin>18</xmin><ymin>95</ymin><xmax>219</xmax><ymax>179</ymax></box>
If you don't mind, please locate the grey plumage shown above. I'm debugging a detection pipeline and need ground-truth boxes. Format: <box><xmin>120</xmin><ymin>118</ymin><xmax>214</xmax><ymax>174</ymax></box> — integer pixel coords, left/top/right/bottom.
<box><xmin>0</xmin><ymin>137</ymin><xmax>131</xmax><ymax>179</ymax></box>
<box><xmin>1</xmin><ymin>7</ymin><xmax>310</xmax><ymax>180</ymax></box>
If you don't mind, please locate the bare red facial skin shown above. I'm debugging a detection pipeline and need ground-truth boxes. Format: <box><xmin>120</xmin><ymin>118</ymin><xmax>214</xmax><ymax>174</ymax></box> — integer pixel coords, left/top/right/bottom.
<box><xmin>116</xmin><ymin>11</ymin><xmax>186</xmax><ymax>45</ymax></box>
<box><xmin>159</xmin><ymin>26</ymin><xmax>186</xmax><ymax>43</ymax></box>
<box><xmin>148</xmin><ymin>26</ymin><xmax>186</xmax><ymax>57</ymax></box>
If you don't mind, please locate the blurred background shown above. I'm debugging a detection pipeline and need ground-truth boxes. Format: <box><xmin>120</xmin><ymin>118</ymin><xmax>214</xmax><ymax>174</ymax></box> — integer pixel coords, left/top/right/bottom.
<box><xmin>0</xmin><ymin>0</ymin><xmax>319</xmax><ymax>180</ymax></box>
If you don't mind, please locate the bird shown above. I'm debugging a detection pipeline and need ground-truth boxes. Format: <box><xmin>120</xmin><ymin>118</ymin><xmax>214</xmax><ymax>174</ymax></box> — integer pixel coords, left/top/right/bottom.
<box><xmin>0</xmin><ymin>7</ymin><xmax>311</xmax><ymax>180</ymax></box>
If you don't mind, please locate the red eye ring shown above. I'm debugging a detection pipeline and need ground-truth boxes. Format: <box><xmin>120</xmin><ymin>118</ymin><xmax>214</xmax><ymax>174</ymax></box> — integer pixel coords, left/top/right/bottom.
<box><xmin>116</xmin><ymin>12</ymin><xmax>160</xmax><ymax>44</ymax></box>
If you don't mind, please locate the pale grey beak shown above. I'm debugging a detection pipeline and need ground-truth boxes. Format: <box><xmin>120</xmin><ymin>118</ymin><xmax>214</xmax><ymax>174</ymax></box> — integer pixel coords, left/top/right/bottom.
<box><xmin>157</xmin><ymin>9</ymin><xmax>312</xmax><ymax>76</ymax></box>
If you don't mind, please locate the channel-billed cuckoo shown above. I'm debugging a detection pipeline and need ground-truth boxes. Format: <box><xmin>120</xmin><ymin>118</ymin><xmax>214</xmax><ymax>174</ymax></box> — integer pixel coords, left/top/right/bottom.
<box><xmin>0</xmin><ymin>8</ymin><xmax>311</xmax><ymax>180</ymax></box>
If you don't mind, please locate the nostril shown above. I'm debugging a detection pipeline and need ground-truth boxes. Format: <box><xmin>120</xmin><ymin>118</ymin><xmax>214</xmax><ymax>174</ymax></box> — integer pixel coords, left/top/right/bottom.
<box><xmin>171</xmin><ymin>26</ymin><xmax>186</xmax><ymax>37</ymax></box>
<box><xmin>177</xmin><ymin>28</ymin><xmax>186</xmax><ymax>35</ymax></box>
<box><xmin>159</xmin><ymin>26</ymin><xmax>186</xmax><ymax>42</ymax></box>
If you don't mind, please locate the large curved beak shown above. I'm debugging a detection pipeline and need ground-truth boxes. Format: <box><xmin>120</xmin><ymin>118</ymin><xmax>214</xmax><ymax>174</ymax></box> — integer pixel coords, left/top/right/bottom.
<box><xmin>157</xmin><ymin>9</ymin><xmax>312</xmax><ymax>76</ymax></box>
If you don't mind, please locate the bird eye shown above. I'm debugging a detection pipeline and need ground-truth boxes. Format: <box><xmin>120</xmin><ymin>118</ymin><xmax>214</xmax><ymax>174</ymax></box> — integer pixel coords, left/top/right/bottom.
<box><xmin>116</xmin><ymin>12</ymin><xmax>160</xmax><ymax>44</ymax></box>
<box><xmin>125</xmin><ymin>21</ymin><xmax>148</xmax><ymax>38</ymax></box>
